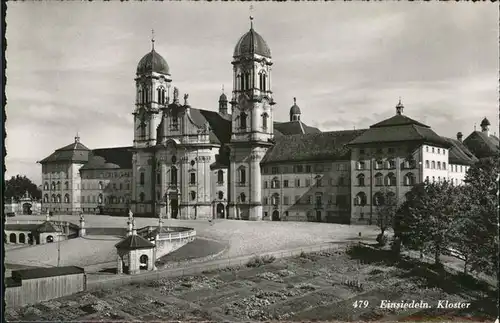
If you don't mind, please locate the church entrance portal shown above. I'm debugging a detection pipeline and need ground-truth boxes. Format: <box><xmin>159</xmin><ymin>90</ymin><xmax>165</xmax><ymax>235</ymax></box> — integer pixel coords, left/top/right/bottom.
<box><xmin>170</xmin><ymin>199</ymin><xmax>178</xmax><ymax>219</ymax></box>
<box><xmin>22</xmin><ymin>203</ymin><xmax>32</xmax><ymax>215</ymax></box>
<box><xmin>216</xmin><ymin>203</ymin><xmax>225</xmax><ymax>218</ymax></box>
<box><xmin>272</xmin><ymin>210</ymin><xmax>280</xmax><ymax>221</ymax></box>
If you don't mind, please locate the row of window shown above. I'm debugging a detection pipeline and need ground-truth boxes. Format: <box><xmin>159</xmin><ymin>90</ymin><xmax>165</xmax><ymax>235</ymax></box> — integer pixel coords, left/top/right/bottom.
<box><xmin>137</xmin><ymin>86</ymin><xmax>167</xmax><ymax>105</ymax></box>
<box><xmin>235</xmin><ymin>112</ymin><xmax>269</xmax><ymax>130</ymax></box>
<box><xmin>450</xmin><ymin>164</ymin><xmax>468</xmax><ymax>173</ymax></box>
<box><xmin>356</xmin><ymin>159</ymin><xmax>416</xmax><ymax>171</ymax></box>
<box><xmin>263</xmin><ymin>163</ymin><xmax>347</xmax><ymax>174</ymax></box>
<box><xmin>356</xmin><ymin>173</ymin><xmax>416</xmax><ymax>187</ymax></box>
<box><xmin>425</xmin><ymin>176</ymin><xmax>463</xmax><ymax>185</ymax></box>
<box><xmin>425</xmin><ymin>160</ymin><xmax>447</xmax><ymax>170</ymax></box>
<box><xmin>425</xmin><ymin>146</ymin><xmax>446</xmax><ymax>155</ymax></box>
<box><xmin>264</xmin><ymin>176</ymin><xmax>348</xmax><ymax>189</ymax></box>
<box><xmin>262</xmin><ymin>194</ymin><xmax>348</xmax><ymax>206</ymax></box>
<box><xmin>353</xmin><ymin>191</ymin><xmax>391</xmax><ymax>206</ymax></box>
<box><xmin>43</xmin><ymin>194</ymin><xmax>71</xmax><ymax>203</ymax></box>
<box><xmin>236</xmin><ymin>71</ymin><xmax>268</xmax><ymax>92</ymax></box>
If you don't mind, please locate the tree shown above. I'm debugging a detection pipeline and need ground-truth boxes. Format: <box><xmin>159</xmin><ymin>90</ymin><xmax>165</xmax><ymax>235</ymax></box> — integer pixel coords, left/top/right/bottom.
<box><xmin>4</xmin><ymin>175</ymin><xmax>42</xmax><ymax>202</ymax></box>
<box><xmin>374</xmin><ymin>188</ymin><xmax>400</xmax><ymax>245</ymax></box>
<box><xmin>458</xmin><ymin>156</ymin><xmax>499</xmax><ymax>277</ymax></box>
<box><xmin>396</xmin><ymin>181</ymin><xmax>459</xmax><ymax>266</ymax></box>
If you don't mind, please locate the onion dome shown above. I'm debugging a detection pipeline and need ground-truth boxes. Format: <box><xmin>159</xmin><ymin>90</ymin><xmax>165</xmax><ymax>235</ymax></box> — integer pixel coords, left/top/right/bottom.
<box><xmin>219</xmin><ymin>92</ymin><xmax>228</xmax><ymax>102</ymax></box>
<box><xmin>480</xmin><ymin>117</ymin><xmax>491</xmax><ymax>128</ymax></box>
<box><xmin>290</xmin><ymin>97</ymin><xmax>301</xmax><ymax>115</ymax></box>
<box><xmin>233</xmin><ymin>17</ymin><xmax>271</xmax><ymax>58</ymax></box>
<box><xmin>136</xmin><ymin>36</ymin><xmax>170</xmax><ymax>75</ymax></box>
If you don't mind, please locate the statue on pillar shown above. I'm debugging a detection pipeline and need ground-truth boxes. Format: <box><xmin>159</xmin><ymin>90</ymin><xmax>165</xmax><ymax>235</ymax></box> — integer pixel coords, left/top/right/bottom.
<box><xmin>184</xmin><ymin>93</ymin><xmax>189</xmax><ymax>106</ymax></box>
<box><xmin>173</xmin><ymin>87</ymin><xmax>179</xmax><ymax>103</ymax></box>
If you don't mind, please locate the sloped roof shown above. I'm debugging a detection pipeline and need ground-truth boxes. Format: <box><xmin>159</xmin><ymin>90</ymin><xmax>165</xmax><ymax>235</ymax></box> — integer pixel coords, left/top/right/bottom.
<box><xmin>80</xmin><ymin>147</ymin><xmax>133</xmax><ymax>170</ymax></box>
<box><xmin>349</xmin><ymin>114</ymin><xmax>449</xmax><ymax>147</ymax></box>
<box><xmin>191</xmin><ymin>108</ymin><xmax>232</xmax><ymax>144</ymax></box>
<box><xmin>115</xmin><ymin>234</ymin><xmax>155</xmax><ymax>250</ymax></box>
<box><xmin>12</xmin><ymin>266</ymin><xmax>84</xmax><ymax>281</ymax></box>
<box><xmin>5</xmin><ymin>224</ymin><xmax>40</xmax><ymax>231</ymax></box>
<box><xmin>274</xmin><ymin>121</ymin><xmax>321</xmax><ymax>135</ymax></box>
<box><xmin>261</xmin><ymin>129</ymin><xmax>367</xmax><ymax>164</ymax></box>
<box><xmin>39</xmin><ymin>140</ymin><xmax>91</xmax><ymax>164</ymax></box>
<box><xmin>35</xmin><ymin>221</ymin><xmax>62</xmax><ymax>233</ymax></box>
<box><xmin>463</xmin><ymin>131</ymin><xmax>500</xmax><ymax>159</ymax></box>
<box><xmin>370</xmin><ymin>114</ymin><xmax>430</xmax><ymax>128</ymax></box>
<box><xmin>442</xmin><ymin>137</ymin><xmax>479</xmax><ymax>165</ymax></box>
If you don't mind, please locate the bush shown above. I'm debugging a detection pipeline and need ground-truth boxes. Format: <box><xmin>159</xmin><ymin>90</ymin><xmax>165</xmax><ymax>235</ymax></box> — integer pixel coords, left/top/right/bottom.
<box><xmin>246</xmin><ymin>254</ymin><xmax>276</xmax><ymax>267</ymax></box>
<box><xmin>376</xmin><ymin>233</ymin><xmax>388</xmax><ymax>246</ymax></box>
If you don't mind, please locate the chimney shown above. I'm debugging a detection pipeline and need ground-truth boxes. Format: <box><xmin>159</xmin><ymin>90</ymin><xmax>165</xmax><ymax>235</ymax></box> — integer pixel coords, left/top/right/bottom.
<box><xmin>456</xmin><ymin>132</ymin><xmax>463</xmax><ymax>142</ymax></box>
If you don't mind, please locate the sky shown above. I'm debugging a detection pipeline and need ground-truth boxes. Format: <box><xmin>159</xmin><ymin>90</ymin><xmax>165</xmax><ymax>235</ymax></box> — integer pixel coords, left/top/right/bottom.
<box><xmin>5</xmin><ymin>2</ymin><xmax>498</xmax><ymax>185</ymax></box>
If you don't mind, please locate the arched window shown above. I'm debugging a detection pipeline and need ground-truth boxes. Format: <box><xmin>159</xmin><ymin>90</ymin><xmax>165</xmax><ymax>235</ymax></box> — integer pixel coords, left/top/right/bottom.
<box><xmin>240</xmin><ymin>112</ymin><xmax>247</xmax><ymax>129</ymax></box>
<box><xmin>51</xmin><ymin>194</ymin><xmax>56</xmax><ymax>203</ymax></box>
<box><xmin>432</xmin><ymin>176</ymin><xmax>435</xmax><ymax>183</ymax></box>
<box><xmin>259</xmin><ymin>72</ymin><xmax>267</xmax><ymax>91</ymax></box>
<box><xmin>190</xmin><ymin>191</ymin><xmax>196</xmax><ymax>201</ymax></box>
<box><xmin>387</xmin><ymin>159</ymin><xmax>396</xmax><ymax>169</ymax></box>
<box><xmin>354</xmin><ymin>192</ymin><xmax>367</xmax><ymax>206</ymax></box>
<box><xmin>43</xmin><ymin>194</ymin><xmax>49</xmax><ymax>203</ymax></box>
<box><xmin>442</xmin><ymin>162</ymin><xmax>446</xmax><ymax>170</ymax></box>
<box><xmin>357</xmin><ymin>174</ymin><xmax>365</xmax><ymax>186</ymax></box>
<box><xmin>437</xmin><ymin>161</ymin><xmax>441</xmax><ymax>170</ymax></box>
<box><xmin>56</xmin><ymin>181</ymin><xmax>61</xmax><ymax>190</ymax></box>
<box><xmin>356</xmin><ymin>161</ymin><xmax>365</xmax><ymax>170</ymax></box>
<box><xmin>425</xmin><ymin>160</ymin><xmax>430</xmax><ymax>168</ymax></box>
<box><xmin>138</xmin><ymin>89</ymin><xmax>143</xmax><ymax>104</ymax></box>
<box><xmin>190</xmin><ymin>172</ymin><xmax>196</xmax><ymax>185</ymax></box>
<box><xmin>98</xmin><ymin>194</ymin><xmax>103</xmax><ymax>204</ymax></box>
<box><xmin>139</xmin><ymin>173</ymin><xmax>145</xmax><ymax>185</ymax></box>
<box><xmin>404</xmin><ymin>173</ymin><xmax>416</xmax><ymax>186</ymax></box>
<box><xmin>373</xmin><ymin>192</ymin><xmax>384</xmax><ymax>206</ymax></box>
<box><xmin>218</xmin><ymin>191</ymin><xmax>224</xmax><ymax>200</ymax></box>
<box><xmin>375</xmin><ymin>173</ymin><xmax>383</xmax><ymax>186</ymax></box>
<box><xmin>237</xmin><ymin>74</ymin><xmax>242</xmax><ymax>90</ymax></box>
<box><xmin>44</xmin><ymin>182</ymin><xmax>49</xmax><ymax>190</ymax></box>
<box><xmin>157</xmin><ymin>86</ymin><xmax>166</xmax><ymax>105</ymax></box>
<box><xmin>431</xmin><ymin>161</ymin><xmax>436</xmax><ymax>169</ymax></box>
<box><xmin>64</xmin><ymin>181</ymin><xmax>69</xmax><ymax>190</ymax></box>
<box><xmin>262</xmin><ymin>112</ymin><xmax>269</xmax><ymax>130</ymax></box>
<box><xmin>375</xmin><ymin>160</ymin><xmax>384</xmax><ymax>170</ymax></box>
<box><xmin>385</xmin><ymin>173</ymin><xmax>396</xmax><ymax>186</ymax></box>
<box><xmin>244</xmin><ymin>72</ymin><xmax>250</xmax><ymax>90</ymax></box>
<box><xmin>271</xmin><ymin>177</ymin><xmax>280</xmax><ymax>189</ymax></box>
<box><xmin>238</xmin><ymin>166</ymin><xmax>246</xmax><ymax>185</ymax></box>
<box><xmin>139</xmin><ymin>192</ymin><xmax>145</xmax><ymax>202</ymax></box>
<box><xmin>56</xmin><ymin>194</ymin><xmax>61</xmax><ymax>203</ymax></box>
<box><xmin>171</xmin><ymin>166</ymin><xmax>178</xmax><ymax>184</ymax></box>
<box><xmin>19</xmin><ymin>233</ymin><xmax>26</xmax><ymax>244</ymax></box>
<box><xmin>51</xmin><ymin>182</ymin><xmax>56</xmax><ymax>190</ymax></box>
<box><xmin>438</xmin><ymin>176</ymin><xmax>441</xmax><ymax>183</ymax></box>
<box><xmin>240</xmin><ymin>192</ymin><xmax>246</xmax><ymax>202</ymax></box>
<box><xmin>64</xmin><ymin>194</ymin><xmax>70</xmax><ymax>203</ymax></box>
<box><xmin>271</xmin><ymin>194</ymin><xmax>280</xmax><ymax>205</ymax></box>
<box><xmin>217</xmin><ymin>170</ymin><xmax>224</xmax><ymax>184</ymax></box>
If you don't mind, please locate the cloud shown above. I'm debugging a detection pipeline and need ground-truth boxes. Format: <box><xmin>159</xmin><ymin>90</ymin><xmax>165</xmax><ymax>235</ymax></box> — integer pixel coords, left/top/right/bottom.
<box><xmin>5</xmin><ymin>2</ymin><xmax>498</xmax><ymax>184</ymax></box>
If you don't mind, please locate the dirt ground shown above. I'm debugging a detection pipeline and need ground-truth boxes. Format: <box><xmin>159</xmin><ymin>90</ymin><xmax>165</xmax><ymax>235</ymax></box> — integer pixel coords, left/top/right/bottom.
<box><xmin>6</xmin><ymin>245</ymin><xmax>496</xmax><ymax>322</ymax></box>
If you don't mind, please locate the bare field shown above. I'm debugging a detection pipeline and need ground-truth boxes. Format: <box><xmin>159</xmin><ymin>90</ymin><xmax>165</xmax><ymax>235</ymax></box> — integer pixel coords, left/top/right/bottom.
<box><xmin>6</xmin><ymin>215</ymin><xmax>379</xmax><ymax>268</ymax></box>
<box><xmin>6</xmin><ymin>245</ymin><xmax>496</xmax><ymax>322</ymax></box>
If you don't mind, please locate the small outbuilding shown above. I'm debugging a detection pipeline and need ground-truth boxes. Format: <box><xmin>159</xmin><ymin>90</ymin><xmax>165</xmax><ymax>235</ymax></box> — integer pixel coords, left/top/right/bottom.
<box><xmin>115</xmin><ymin>233</ymin><xmax>156</xmax><ymax>275</ymax></box>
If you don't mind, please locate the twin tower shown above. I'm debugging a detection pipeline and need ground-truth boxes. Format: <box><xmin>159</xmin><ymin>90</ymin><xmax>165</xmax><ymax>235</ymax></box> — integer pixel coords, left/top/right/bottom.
<box><xmin>131</xmin><ymin>18</ymin><xmax>275</xmax><ymax>220</ymax></box>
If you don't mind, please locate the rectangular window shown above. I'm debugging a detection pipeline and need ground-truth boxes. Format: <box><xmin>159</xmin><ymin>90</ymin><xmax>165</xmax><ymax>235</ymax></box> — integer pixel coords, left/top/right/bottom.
<box><xmin>296</xmin><ymin>165</ymin><xmax>303</xmax><ymax>173</ymax></box>
<box><xmin>264</xmin><ymin>181</ymin><xmax>268</xmax><ymax>189</ymax></box>
<box><xmin>305</xmin><ymin>179</ymin><xmax>311</xmax><ymax>187</ymax></box>
<box><xmin>307</xmin><ymin>195</ymin><xmax>312</xmax><ymax>204</ymax></box>
<box><xmin>295</xmin><ymin>179</ymin><xmax>301</xmax><ymax>187</ymax></box>
<box><xmin>263</xmin><ymin>197</ymin><xmax>268</xmax><ymax>205</ymax></box>
<box><xmin>359</xmin><ymin>149</ymin><xmax>365</xmax><ymax>155</ymax></box>
<box><xmin>306</xmin><ymin>165</ymin><xmax>312</xmax><ymax>173</ymax></box>
<box><xmin>190</xmin><ymin>173</ymin><xmax>196</xmax><ymax>185</ymax></box>
<box><xmin>283</xmin><ymin>180</ymin><xmax>289</xmax><ymax>188</ymax></box>
<box><xmin>283</xmin><ymin>196</ymin><xmax>290</xmax><ymax>205</ymax></box>
<box><xmin>388</xmin><ymin>147</ymin><xmax>395</xmax><ymax>154</ymax></box>
<box><xmin>271</xmin><ymin>167</ymin><xmax>279</xmax><ymax>174</ymax></box>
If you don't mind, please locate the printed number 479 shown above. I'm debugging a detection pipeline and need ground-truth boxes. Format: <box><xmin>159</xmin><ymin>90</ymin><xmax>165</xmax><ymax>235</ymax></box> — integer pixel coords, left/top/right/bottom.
<box><xmin>353</xmin><ymin>300</ymin><xmax>369</xmax><ymax>308</ymax></box>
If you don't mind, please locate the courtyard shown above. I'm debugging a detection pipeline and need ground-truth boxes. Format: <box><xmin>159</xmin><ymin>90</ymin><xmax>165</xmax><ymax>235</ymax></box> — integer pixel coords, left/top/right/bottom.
<box><xmin>5</xmin><ymin>215</ymin><xmax>379</xmax><ymax>269</ymax></box>
<box><xmin>5</xmin><ymin>244</ymin><xmax>496</xmax><ymax>322</ymax></box>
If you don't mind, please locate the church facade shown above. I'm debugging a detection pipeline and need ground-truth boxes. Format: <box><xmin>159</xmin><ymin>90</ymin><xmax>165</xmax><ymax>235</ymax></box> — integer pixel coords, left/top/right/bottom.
<box><xmin>38</xmin><ymin>20</ymin><xmax>499</xmax><ymax>223</ymax></box>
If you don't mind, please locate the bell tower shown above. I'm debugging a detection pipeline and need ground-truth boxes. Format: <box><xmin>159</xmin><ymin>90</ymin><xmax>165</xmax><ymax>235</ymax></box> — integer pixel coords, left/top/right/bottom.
<box><xmin>132</xmin><ymin>31</ymin><xmax>172</xmax><ymax>216</ymax></box>
<box><xmin>228</xmin><ymin>16</ymin><xmax>275</xmax><ymax>221</ymax></box>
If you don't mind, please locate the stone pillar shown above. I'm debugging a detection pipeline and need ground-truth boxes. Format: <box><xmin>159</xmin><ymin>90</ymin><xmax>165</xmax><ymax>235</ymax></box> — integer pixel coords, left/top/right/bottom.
<box><xmin>117</xmin><ymin>256</ymin><xmax>123</xmax><ymax>274</ymax></box>
<box><xmin>128</xmin><ymin>250</ymin><xmax>138</xmax><ymax>275</ymax></box>
<box><xmin>228</xmin><ymin>154</ymin><xmax>237</xmax><ymax>219</ymax></box>
<box><xmin>79</xmin><ymin>217</ymin><xmax>86</xmax><ymax>237</ymax></box>
<box><xmin>249</xmin><ymin>150</ymin><xmax>263</xmax><ymax>221</ymax></box>
<box><xmin>212</xmin><ymin>202</ymin><xmax>216</xmax><ymax>219</ymax></box>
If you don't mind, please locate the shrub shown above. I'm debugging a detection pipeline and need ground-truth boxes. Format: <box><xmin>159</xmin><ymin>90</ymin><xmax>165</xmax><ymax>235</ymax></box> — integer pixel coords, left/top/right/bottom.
<box><xmin>246</xmin><ymin>254</ymin><xmax>276</xmax><ymax>267</ymax></box>
<box><xmin>376</xmin><ymin>233</ymin><xmax>388</xmax><ymax>246</ymax></box>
